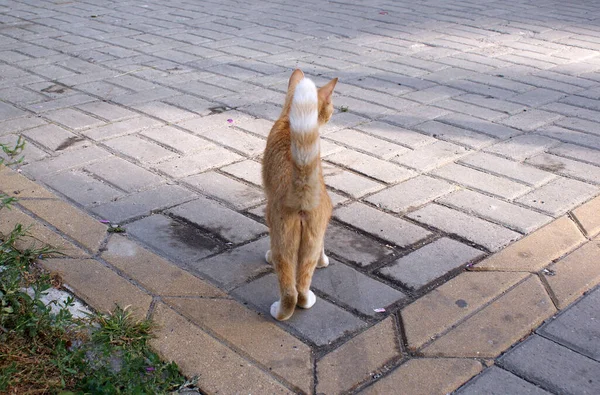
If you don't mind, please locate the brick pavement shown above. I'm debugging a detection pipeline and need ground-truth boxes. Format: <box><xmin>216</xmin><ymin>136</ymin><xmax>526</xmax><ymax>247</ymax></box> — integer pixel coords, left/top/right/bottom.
<box><xmin>2</xmin><ymin>0</ymin><xmax>600</xmax><ymax>393</ymax></box>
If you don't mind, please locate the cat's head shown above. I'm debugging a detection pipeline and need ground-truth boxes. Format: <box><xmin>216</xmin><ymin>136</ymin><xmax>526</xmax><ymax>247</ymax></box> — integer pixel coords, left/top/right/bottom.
<box><xmin>285</xmin><ymin>69</ymin><xmax>338</xmax><ymax>125</ymax></box>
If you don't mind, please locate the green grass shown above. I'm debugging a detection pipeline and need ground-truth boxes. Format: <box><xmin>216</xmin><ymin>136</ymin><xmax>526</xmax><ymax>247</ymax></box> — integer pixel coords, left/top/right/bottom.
<box><xmin>1</xmin><ymin>139</ymin><xmax>196</xmax><ymax>394</ymax></box>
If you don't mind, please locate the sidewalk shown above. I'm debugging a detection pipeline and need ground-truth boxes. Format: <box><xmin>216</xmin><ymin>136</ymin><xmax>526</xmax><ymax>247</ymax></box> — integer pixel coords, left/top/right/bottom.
<box><xmin>1</xmin><ymin>0</ymin><xmax>600</xmax><ymax>393</ymax></box>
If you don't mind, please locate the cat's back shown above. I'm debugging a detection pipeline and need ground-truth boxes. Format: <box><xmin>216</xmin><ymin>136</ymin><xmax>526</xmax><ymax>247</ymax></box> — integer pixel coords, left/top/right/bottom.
<box><xmin>262</xmin><ymin>118</ymin><xmax>292</xmax><ymax>194</ymax></box>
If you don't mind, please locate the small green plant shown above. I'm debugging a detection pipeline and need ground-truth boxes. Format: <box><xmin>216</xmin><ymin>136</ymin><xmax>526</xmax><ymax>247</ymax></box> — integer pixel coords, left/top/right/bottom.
<box><xmin>1</xmin><ymin>137</ymin><xmax>26</xmax><ymax>209</ymax></box>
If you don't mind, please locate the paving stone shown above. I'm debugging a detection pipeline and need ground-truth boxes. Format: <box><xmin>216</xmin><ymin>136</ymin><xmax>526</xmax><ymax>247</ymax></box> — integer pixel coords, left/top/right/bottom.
<box><xmin>220</xmin><ymin>160</ymin><xmax>262</xmax><ymax>187</ymax></box>
<box><xmin>435</xmin><ymin>98</ymin><xmax>507</xmax><ymax>121</ymax></box>
<box><xmin>438</xmin><ymin>190</ymin><xmax>552</xmax><ymax>234</ymax></box>
<box><xmin>326</xmin><ymin>149</ymin><xmax>416</xmax><ymax>184</ymax></box>
<box><xmin>150</xmin><ymin>303</ymin><xmax>292</xmax><ymax>394</ymax></box>
<box><xmin>322</xmin><ymin>162</ymin><xmax>385</xmax><ymax>198</ymax></box>
<box><xmin>421</xmin><ymin>276</ymin><xmax>556</xmax><ymax>358</ymax></box>
<box><xmin>164</xmin><ymin>297</ymin><xmax>313</xmax><ymax>393</ymax></box>
<box><xmin>154</xmin><ymin>145</ymin><xmax>243</xmax><ymax>178</ymax></box>
<box><xmin>92</xmin><ymin>184</ymin><xmax>195</xmax><ymax>222</ymax></box>
<box><xmin>42</xmin><ymin>258</ymin><xmax>152</xmax><ymax>320</ymax></box>
<box><xmin>132</xmin><ymin>101</ymin><xmax>197</xmax><ymax>123</ymax></box>
<box><xmin>316</xmin><ymin>317</ymin><xmax>401</xmax><ymax>394</ymax></box>
<box><xmin>0</xmin><ymin>166</ymin><xmax>55</xmax><ymax>199</ymax></box>
<box><xmin>477</xmin><ymin>215</ymin><xmax>585</xmax><ymax>272</ymax></box>
<box><xmin>82</xmin><ymin>117</ymin><xmax>162</xmax><ymax>141</ymax></box>
<box><xmin>140</xmin><ymin>125</ymin><xmax>213</xmax><ymax>155</ymax></box>
<box><xmin>354</xmin><ymin>121</ymin><xmax>437</xmax><ymax>149</ymax></box>
<box><xmin>324</xmin><ymin>223</ymin><xmax>394</xmax><ymax>267</ymax></box>
<box><xmin>392</xmin><ymin>140</ymin><xmax>470</xmax><ymax>171</ymax></box>
<box><xmin>516</xmin><ymin>177</ymin><xmax>598</xmax><ymax>216</ymax></box>
<box><xmin>456</xmin><ymin>366</ymin><xmax>551</xmax><ymax>395</ymax></box>
<box><xmin>22</xmin><ymin>123</ymin><xmax>87</xmax><ymax>152</ymax></box>
<box><xmin>104</xmin><ymin>135</ymin><xmax>177</xmax><ymax>164</ymax></box>
<box><xmin>168</xmin><ymin>197</ymin><xmax>267</xmax><ymax>244</ymax></box>
<box><xmin>415</xmin><ymin>120</ymin><xmax>497</xmax><ymax>149</ymax></box>
<box><xmin>365</xmin><ymin>175</ymin><xmax>457</xmax><ymax>213</ymax></box>
<box><xmin>432</xmin><ymin>163</ymin><xmax>531</xmax><ymax>199</ymax></box>
<box><xmin>437</xmin><ymin>113</ymin><xmax>522</xmax><ymax>140</ymax></box>
<box><xmin>453</xmin><ymin>95</ymin><xmax>527</xmax><ymax>116</ymax></box>
<box><xmin>193</xmin><ymin>238</ymin><xmax>271</xmax><ymax>290</ymax></box>
<box><xmin>84</xmin><ymin>157</ymin><xmax>164</xmax><ymax>192</ymax></box>
<box><xmin>499</xmin><ymin>335</ymin><xmax>600</xmax><ymax>395</ymax></box>
<box><xmin>382</xmin><ymin>105</ymin><xmax>451</xmax><ymax>128</ymax></box>
<box><xmin>459</xmin><ymin>152</ymin><xmax>556</xmax><ymax>187</ymax></box>
<box><xmin>403</xmin><ymin>271</ymin><xmax>527</xmax><ymax>350</ymax></box>
<box><xmin>572</xmin><ymin>195</ymin><xmax>600</xmax><ymax>237</ymax></box>
<box><xmin>163</xmin><ymin>95</ymin><xmax>214</xmax><ymax>116</ymax></box>
<box><xmin>325</xmin><ymin>128</ymin><xmax>409</xmax><ymax>159</ymax></box>
<box><xmin>499</xmin><ymin>109</ymin><xmax>563</xmax><ymax>131</ymax></box>
<box><xmin>236</xmin><ymin>117</ymin><xmax>273</xmax><ymax>138</ymax></box>
<box><xmin>335</xmin><ymin>202</ymin><xmax>431</xmax><ymax>247</ymax></box>
<box><xmin>545</xmin><ymin>240</ymin><xmax>600</xmax><ymax>309</ymax></box>
<box><xmin>380</xmin><ymin>238</ymin><xmax>485</xmax><ymax>290</ymax></box>
<box><xmin>182</xmin><ymin>171</ymin><xmax>264</xmax><ymax>210</ymax></box>
<box><xmin>232</xmin><ymin>273</ymin><xmax>366</xmax><ymax>346</ymax></box>
<box><xmin>197</xmin><ymin>124</ymin><xmax>266</xmax><ymax>157</ymax></box>
<box><xmin>362</xmin><ymin>358</ymin><xmax>482</xmax><ymax>395</ymax></box>
<box><xmin>0</xmin><ymin>101</ymin><xmax>27</xmax><ymax>120</ymax></box>
<box><xmin>555</xmin><ymin>117</ymin><xmax>600</xmax><ymax>136</ymax></box>
<box><xmin>77</xmin><ymin>101</ymin><xmax>138</xmax><ymax>122</ymax></box>
<box><xmin>0</xmin><ymin>207</ymin><xmax>86</xmax><ymax>258</ymax></box>
<box><xmin>526</xmin><ymin>153</ymin><xmax>600</xmax><ymax>184</ymax></box>
<box><xmin>509</xmin><ymin>88</ymin><xmax>568</xmax><ymax>107</ymax></box>
<box><xmin>125</xmin><ymin>214</ymin><xmax>221</xmax><ymax>265</ymax></box>
<box><xmin>484</xmin><ymin>134</ymin><xmax>559</xmax><ymax>160</ymax></box>
<box><xmin>550</xmin><ymin>143</ymin><xmax>600</xmax><ymax>167</ymax></box>
<box><xmin>101</xmin><ymin>235</ymin><xmax>225</xmax><ymax>298</ymax></box>
<box><xmin>43</xmin><ymin>169</ymin><xmax>122</xmax><ymax>206</ymax></box>
<box><xmin>408</xmin><ymin>204</ymin><xmax>520</xmax><ymax>252</ymax></box>
<box><xmin>539</xmin><ymin>286</ymin><xmax>600</xmax><ymax>361</ymax></box>
<box><xmin>0</xmin><ymin>116</ymin><xmax>47</xmax><ymax>137</ymax></box>
<box><xmin>312</xmin><ymin>259</ymin><xmax>406</xmax><ymax>316</ymax></box>
<box><xmin>43</xmin><ymin>108</ymin><xmax>105</xmax><ymax>130</ymax></box>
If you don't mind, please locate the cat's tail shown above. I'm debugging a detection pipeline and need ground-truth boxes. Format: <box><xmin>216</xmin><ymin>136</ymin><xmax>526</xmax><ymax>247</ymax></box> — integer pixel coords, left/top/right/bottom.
<box><xmin>288</xmin><ymin>77</ymin><xmax>321</xmax><ymax>210</ymax></box>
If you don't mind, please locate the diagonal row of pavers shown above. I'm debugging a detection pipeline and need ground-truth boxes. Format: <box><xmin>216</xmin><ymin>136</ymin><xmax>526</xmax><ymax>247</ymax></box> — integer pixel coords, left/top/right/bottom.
<box><xmin>2</xmin><ymin>164</ymin><xmax>599</xmax><ymax>394</ymax></box>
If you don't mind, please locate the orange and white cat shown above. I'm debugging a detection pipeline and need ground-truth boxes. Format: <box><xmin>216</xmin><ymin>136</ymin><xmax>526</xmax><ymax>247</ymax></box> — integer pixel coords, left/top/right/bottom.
<box><xmin>262</xmin><ymin>69</ymin><xmax>338</xmax><ymax>321</ymax></box>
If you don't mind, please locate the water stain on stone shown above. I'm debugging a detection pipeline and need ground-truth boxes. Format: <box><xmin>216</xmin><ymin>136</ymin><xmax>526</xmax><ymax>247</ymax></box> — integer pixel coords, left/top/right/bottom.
<box><xmin>56</xmin><ymin>136</ymin><xmax>85</xmax><ymax>151</ymax></box>
<box><xmin>455</xmin><ymin>299</ymin><xmax>468</xmax><ymax>308</ymax></box>
<box><xmin>168</xmin><ymin>219</ymin><xmax>220</xmax><ymax>252</ymax></box>
<box><xmin>41</xmin><ymin>84</ymin><xmax>67</xmax><ymax>94</ymax></box>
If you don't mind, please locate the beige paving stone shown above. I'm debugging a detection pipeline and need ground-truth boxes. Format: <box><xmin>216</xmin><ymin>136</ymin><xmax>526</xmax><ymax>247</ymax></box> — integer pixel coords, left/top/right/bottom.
<box><xmin>164</xmin><ymin>297</ymin><xmax>312</xmax><ymax>393</ymax></box>
<box><xmin>361</xmin><ymin>358</ymin><xmax>482</xmax><ymax>395</ymax></box>
<box><xmin>546</xmin><ymin>239</ymin><xmax>600</xmax><ymax>309</ymax></box>
<box><xmin>0</xmin><ymin>165</ymin><xmax>55</xmax><ymax>198</ymax></box>
<box><xmin>42</xmin><ymin>258</ymin><xmax>152</xmax><ymax>319</ymax></box>
<box><xmin>572</xmin><ymin>195</ymin><xmax>600</xmax><ymax>237</ymax></box>
<box><xmin>317</xmin><ymin>317</ymin><xmax>401</xmax><ymax>395</ymax></box>
<box><xmin>18</xmin><ymin>198</ymin><xmax>107</xmax><ymax>253</ymax></box>
<box><xmin>101</xmin><ymin>235</ymin><xmax>226</xmax><ymax>298</ymax></box>
<box><xmin>0</xmin><ymin>207</ymin><xmax>86</xmax><ymax>258</ymax></box>
<box><xmin>420</xmin><ymin>276</ymin><xmax>556</xmax><ymax>358</ymax></box>
<box><xmin>476</xmin><ymin>216</ymin><xmax>585</xmax><ymax>271</ymax></box>
<box><xmin>402</xmin><ymin>271</ymin><xmax>528</xmax><ymax>351</ymax></box>
<box><xmin>150</xmin><ymin>303</ymin><xmax>293</xmax><ymax>394</ymax></box>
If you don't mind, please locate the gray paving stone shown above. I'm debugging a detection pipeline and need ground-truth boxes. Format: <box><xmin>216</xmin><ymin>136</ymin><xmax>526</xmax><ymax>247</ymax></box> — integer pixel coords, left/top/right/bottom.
<box><xmin>459</xmin><ymin>152</ymin><xmax>556</xmax><ymax>187</ymax></box>
<box><xmin>407</xmin><ymin>204</ymin><xmax>521</xmax><ymax>252</ymax></box>
<box><xmin>25</xmin><ymin>94</ymin><xmax>95</xmax><ymax>114</ymax></box>
<box><xmin>509</xmin><ymin>88</ymin><xmax>568</xmax><ymax>107</ymax></box>
<box><xmin>437</xmin><ymin>112</ymin><xmax>522</xmax><ymax>139</ymax></box>
<box><xmin>84</xmin><ymin>157</ymin><xmax>164</xmax><ymax>192</ymax></box>
<box><xmin>354</xmin><ymin>121</ymin><xmax>437</xmax><ymax>149</ymax></box>
<box><xmin>182</xmin><ymin>171</ymin><xmax>264</xmax><ymax>210</ymax></box>
<box><xmin>132</xmin><ymin>101</ymin><xmax>197</xmax><ymax>123</ymax></box>
<box><xmin>22</xmin><ymin>145</ymin><xmax>110</xmax><ymax>178</ymax></box>
<box><xmin>220</xmin><ymin>160</ymin><xmax>263</xmax><ymax>187</ymax></box>
<box><xmin>438</xmin><ymin>190</ymin><xmax>552</xmax><ymax>234</ymax></box>
<box><xmin>92</xmin><ymin>184</ymin><xmax>195</xmax><ymax>222</ymax></box>
<box><xmin>43</xmin><ymin>108</ymin><xmax>105</xmax><ymax>130</ymax></box>
<box><xmin>379</xmin><ymin>237</ymin><xmax>484</xmax><ymax>290</ymax></box>
<box><xmin>432</xmin><ymin>163</ymin><xmax>531</xmax><ymax>199</ymax></box>
<box><xmin>538</xmin><ymin>287</ymin><xmax>600</xmax><ymax>362</ymax></box>
<box><xmin>322</xmin><ymin>163</ymin><xmax>385</xmax><ymax>198</ymax></box>
<box><xmin>556</xmin><ymin>117</ymin><xmax>600</xmax><ymax>136</ymax></box>
<box><xmin>0</xmin><ymin>101</ymin><xmax>27</xmax><ymax>120</ymax></box>
<box><xmin>311</xmin><ymin>259</ymin><xmax>406</xmax><ymax>316</ymax></box>
<box><xmin>232</xmin><ymin>273</ymin><xmax>367</xmax><ymax>346</ymax></box>
<box><xmin>77</xmin><ymin>101</ymin><xmax>137</xmax><ymax>122</ymax></box>
<box><xmin>44</xmin><ymin>170</ymin><xmax>123</xmax><ymax>207</ymax></box>
<box><xmin>154</xmin><ymin>145</ymin><xmax>243</xmax><ymax>178</ymax></box>
<box><xmin>516</xmin><ymin>177</ymin><xmax>598</xmax><ymax>216</ymax></box>
<box><xmin>366</xmin><ymin>175</ymin><xmax>457</xmax><ymax>214</ymax></box>
<box><xmin>549</xmin><ymin>143</ymin><xmax>600</xmax><ymax>167</ymax></box>
<box><xmin>499</xmin><ymin>335</ymin><xmax>600</xmax><ymax>395</ymax></box>
<box><xmin>335</xmin><ymin>202</ymin><xmax>431</xmax><ymax>247</ymax></box>
<box><xmin>434</xmin><ymin>98</ymin><xmax>507</xmax><ymax>121</ymax></box>
<box><xmin>199</xmin><ymin>125</ymin><xmax>266</xmax><ymax>157</ymax></box>
<box><xmin>82</xmin><ymin>117</ymin><xmax>162</xmax><ymax>141</ymax></box>
<box><xmin>139</xmin><ymin>125</ymin><xmax>213</xmax><ymax>155</ymax></box>
<box><xmin>104</xmin><ymin>135</ymin><xmax>177</xmax><ymax>164</ymax></box>
<box><xmin>457</xmin><ymin>366</ymin><xmax>551</xmax><ymax>395</ymax></box>
<box><xmin>326</xmin><ymin>149</ymin><xmax>416</xmax><ymax>184</ymax></box>
<box><xmin>526</xmin><ymin>153</ymin><xmax>600</xmax><ymax>185</ymax></box>
<box><xmin>168</xmin><ymin>197</ymin><xmax>267</xmax><ymax>244</ymax></box>
<box><xmin>22</xmin><ymin>124</ymin><xmax>87</xmax><ymax>152</ymax></box>
<box><xmin>538</xmin><ymin>125</ymin><xmax>600</xmax><ymax>151</ymax></box>
<box><xmin>194</xmin><ymin>237</ymin><xmax>271</xmax><ymax>290</ymax></box>
<box><xmin>392</xmin><ymin>140</ymin><xmax>470</xmax><ymax>171</ymax></box>
<box><xmin>325</xmin><ymin>224</ymin><xmax>394</xmax><ymax>267</ymax></box>
<box><xmin>325</xmin><ymin>128</ymin><xmax>409</xmax><ymax>159</ymax></box>
<box><xmin>484</xmin><ymin>134</ymin><xmax>559</xmax><ymax>161</ymax></box>
<box><xmin>453</xmin><ymin>94</ymin><xmax>527</xmax><ymax>116</ymax></box>
<box><xmin>415</xmin><ymin>120</ymin><xmax>497</xmax><ymax>149</ymax></box>
<box><xmin>0</xmin><ymin>116</ymin><xmax>47</xmax><ymax>137</ymax></box>
<box><xmin>382</xmin><ymin>105</ymin><xmax>450</xmax><ymax>128</ymax></box>
<box><xmin>126</xmin><ymin>214</ymin><xmax>221</xmax><ymax>264</ymax></box>
<box><xmin>500</xmin><ymin>110</ymin><xmax>563</xmax><ymax>131</ymax></box>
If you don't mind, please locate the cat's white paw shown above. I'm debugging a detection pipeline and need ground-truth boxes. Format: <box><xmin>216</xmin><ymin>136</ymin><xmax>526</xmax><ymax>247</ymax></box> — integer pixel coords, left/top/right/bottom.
<box><xmin>297</xmin><ymin>290</ymin><xmax>316</xmax><ymax>309</ymax></box>
<box><xmin>265</xmin><ymin>250</ymin><xmax>272</xmax><ymax>264</ymax></box>
<box><xmin>318</xmin><ymin>251</ymin><xmax>329</xmax><ymax>268</ymax></box>
<box><xmin>270</xmin><ymin>300</ymin><xmax>281</xmax><ymax>319</ymax></box>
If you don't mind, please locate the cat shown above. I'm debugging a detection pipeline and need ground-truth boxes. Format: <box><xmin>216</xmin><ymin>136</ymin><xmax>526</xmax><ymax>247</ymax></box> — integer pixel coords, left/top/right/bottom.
<box><xmin>262</xmin><ymin>69</ymin><xmax>338</xmax><ymax>321</ymax></box>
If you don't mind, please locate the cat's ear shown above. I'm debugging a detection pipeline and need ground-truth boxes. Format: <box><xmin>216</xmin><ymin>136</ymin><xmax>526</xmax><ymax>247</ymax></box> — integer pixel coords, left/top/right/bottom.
<box><xmin>288</xmin><ymin>69</ymin><xmax>305</xmax><ymax>89</ymax></box>
<box><xmin>318</xmin><ymin>78</ymin><xmax>338</xmax><ymax>104</ymax></box>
